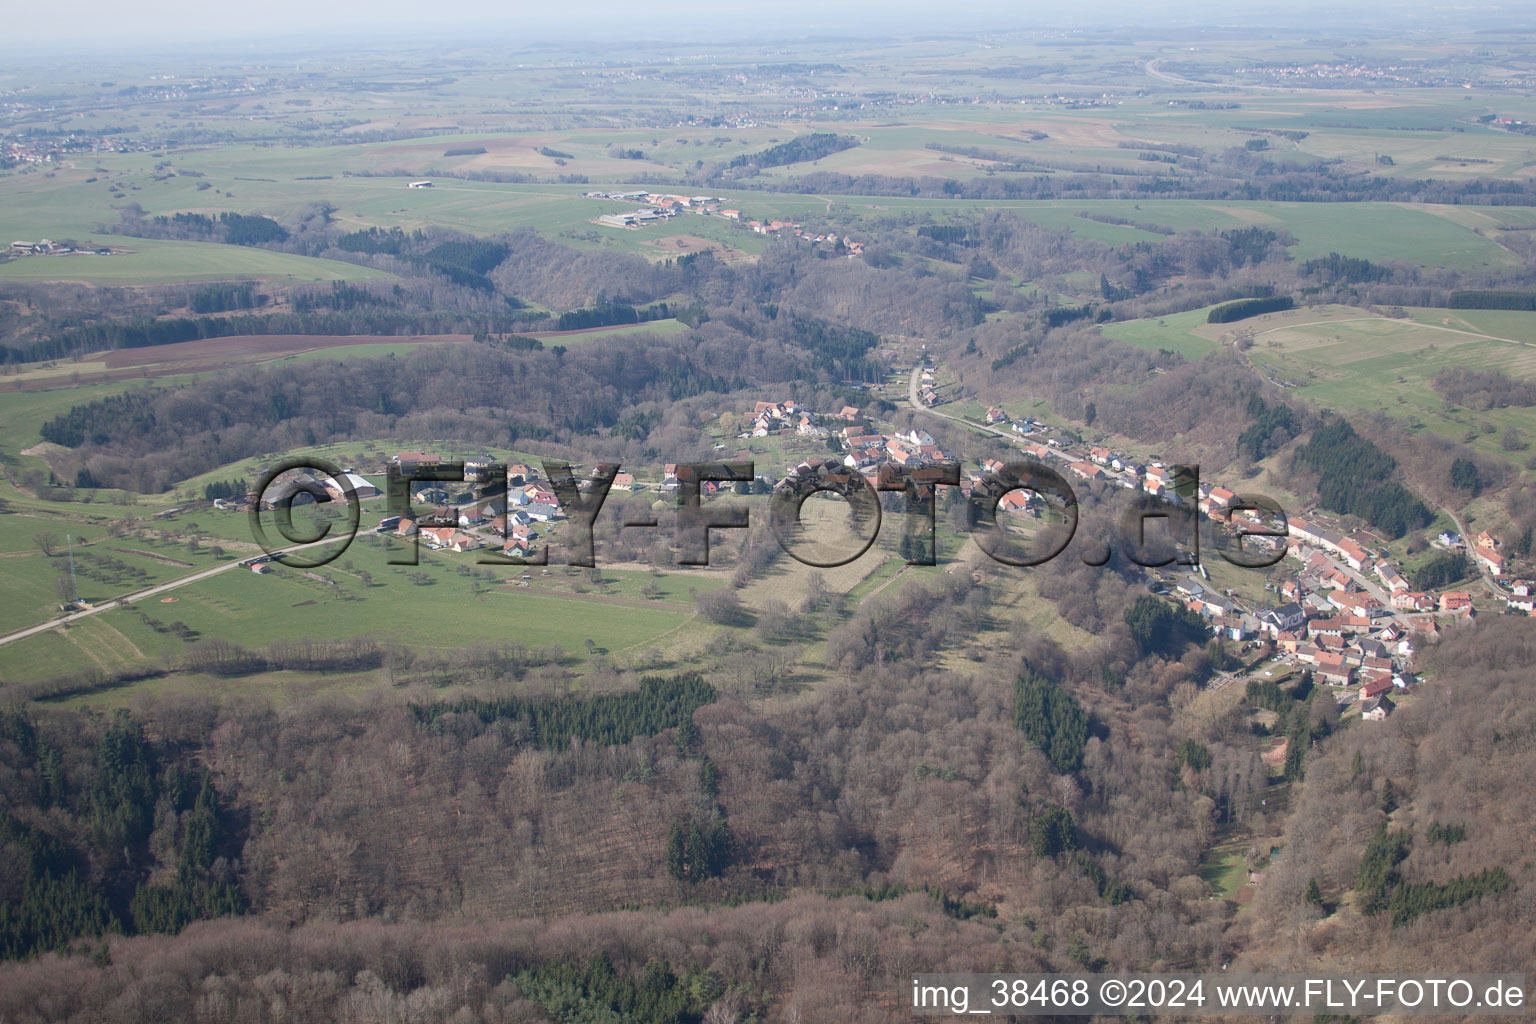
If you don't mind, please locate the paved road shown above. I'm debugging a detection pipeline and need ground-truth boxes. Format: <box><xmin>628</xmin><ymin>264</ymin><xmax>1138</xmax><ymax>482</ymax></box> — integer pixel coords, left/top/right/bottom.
<box><xmin>908</xmin><ymin>366</ymin><xmax>1018</xmax><ymax>442</ymax></box>
<box><xmin>1431</xmin><ymin>502</ymin><xmax>1506</xmax><ymax>600</ymax></box>
<box><xmin>0</xmin><ymin>536</ymin><xmax>342</xmax><ymax>649</ymax></box>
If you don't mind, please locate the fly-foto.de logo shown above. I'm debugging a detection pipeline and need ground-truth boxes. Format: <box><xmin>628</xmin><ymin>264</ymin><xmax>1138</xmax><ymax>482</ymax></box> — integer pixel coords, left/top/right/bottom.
<box><xmin>248</xmin><ymin>457</ymin><xmax>1289</xmax><ymax>571</ymax></box>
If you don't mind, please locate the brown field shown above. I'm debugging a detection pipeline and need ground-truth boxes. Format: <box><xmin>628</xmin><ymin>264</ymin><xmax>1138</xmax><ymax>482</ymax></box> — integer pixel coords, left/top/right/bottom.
<box><xmin>638</xmin><ymin>234</ymin><xmax>751</xmax><ymax>263</ymax></box>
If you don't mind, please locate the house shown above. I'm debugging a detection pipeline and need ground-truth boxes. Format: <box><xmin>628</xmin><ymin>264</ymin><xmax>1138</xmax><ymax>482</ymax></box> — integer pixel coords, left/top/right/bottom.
<box><xmin>1474</xmin><ymin>530</ymin><xmax>1501</xmax><ymax>551</ymax></box>
<box><xmin>419</xmin><ymin>525</ymin><xmax>457</xmax><ymax>548</ymax></box>
<box><xmin>1359</xmin><ymin>674</ymin><xmax>1394</xmax><ymax>702</ymax></box>
<box><xmin>1373</xmin><ymin>560</ymin><xmax>1409</xmax><ymax>593</ymax></box>
<box><xmin>1393</xmin><ymin>591</ymin><xmax>1435</xmax><ymax>612</ymax></box>
<box><xmin>1207</xmin><ymin>485</ymin><xmax>1238</xmax><ymax>509</ymax></box>
<box><xmin>1261</xmin><ymin>603</ymin><xmax>1307</xmax><ymax>637</ymax></box>
<box><xmin>1215</xmin><ymin>614</ymin><xmax>1260</xmax><ymax>641</ymax></box>
<box><xmin>1316</xmin><ymin>652</ymin><xmax>1353</xmax><ymax>686</ymax></box>
<box><xmin>524</xmin><ymin>503</ymin><xmax>561</xmax><ymax>522</ymax></box>
<box><xmin>839</xmin><ymin>406</ymin><xmax>860</xmax><ymax>421</ymax></box>
<box><xmin>986</xmin><ymin>407</ymin><xmax>1009</xmax><ymax>425</ymax></box>
<box><xmin>1328</xmin><ymin>591</ymin><xmax>1380</xmax><ymax>619</ymax></box>
<box><xmin>999</xmin><ymin>491</ymin><xmax>1033</xmax><ymax>513</ymax></box>
<box><xmin>1067</xmin><ymin>461</ymin><xmax>1103</xmax><ymax>481</ymax></box>
<box><xmin>392</xmin><ymin>451</ymin><xmax>441</xmax><ymax>471</ymax></box>
<box><xmin>1474</xmin><ymin>547</ymin><xmax>1505</xmax><ymax>576</ymax></box>
<box><xmin>1088</xmin><ymin>446</ymin><xmax>1112</xmax><ymax>465</ymax></box>
<box><xmin>611</xmin><ymin>472</ymin><xmax>636</xmax><ymax>490</ymax></box>
<box><xmin>1437</xmin><ymin>530</ymin><xmax>1462</xmax><ymax>548</ymax></box>
<box><xmin>1276</xmin><ymin>631</ymin><xmax>1300</xmax><ymax>653</ymax></box>
<box><xmin>1361</xmin><ymin>695</ymin><xmax>1395</xmax><ymax>722</ymax></box>
<box><xmin>904</xmin><ymin>428</ymin><xmax>936</xmax><ymax>447</ymax></box>
<box><xmin>1336</xmin><ymin>539</ymin><xmax>1369</xmax><ymax>571</ymax></box>
<box><xmin>1440</xmin><ymin>591</ymin><xmax>1473</xmax><ymax>612</ymax></box>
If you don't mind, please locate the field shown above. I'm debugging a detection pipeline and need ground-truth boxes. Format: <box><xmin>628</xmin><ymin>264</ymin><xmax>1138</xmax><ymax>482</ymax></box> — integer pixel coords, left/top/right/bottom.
<box><xmin>0</xmin><ymin>237</ymin><xmax>394</xmax><ymax>285</ymax></box>
<box><xmin>0</xmin><ymin>156</ymin><xmax>1520</xmax><ymax>282</ymax></box>
<box><xmin>1100</xmin><ymin>307</ymin><xmax>1224</xmax><ymax>359</ymax></box>
<box><xmin>0</xmin><ymin>525</ymin><xmax>712</xmax><ymax>685</ymax></box>
<box><xmin>1241</xmin><ymin>307</ymin><xmax>1536</xmax><ymax>461</ymax></box>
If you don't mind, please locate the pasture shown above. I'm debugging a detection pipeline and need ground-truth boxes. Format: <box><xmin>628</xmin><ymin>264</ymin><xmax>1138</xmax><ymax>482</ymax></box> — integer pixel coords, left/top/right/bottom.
<box><xmin>0</xmin><ymin>533</ymin><xmax>705</xmax><ymax>684</ymax></box>
<box><xmin>1101</xmin><ymin>307</ymin><xmax>1223</xmax><ymax>359</ymax></box>
<box><xmin>0</xmin><ymin>233</ymin><xmax>395</xmax><ymax>286</ymax></box>
<box><xmin>1243</xmin><ymin>309</ymin><xmax>1536</xmax><ymax>461</ymax></box>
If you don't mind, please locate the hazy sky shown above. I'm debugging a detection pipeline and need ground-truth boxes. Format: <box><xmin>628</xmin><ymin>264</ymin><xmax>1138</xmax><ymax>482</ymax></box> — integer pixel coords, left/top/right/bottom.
<box><xmin>4</xmin><ymin>0</ymin><xmax>1524</xmax><ymax>52</ymax></box>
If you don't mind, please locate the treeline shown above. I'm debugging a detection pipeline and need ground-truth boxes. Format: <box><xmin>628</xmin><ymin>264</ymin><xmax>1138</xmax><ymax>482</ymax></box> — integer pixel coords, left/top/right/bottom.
<box><xmin>40</xmin><ymin>391</ymin><xmax>156</xmax><ymax>448</ymax></box>
<box><xmin>1044</xmin><ymin>303</ymin><xmax>1099</xmax><ymax>328</ymax></box>
<box><xmin>1123</xmin><ymin>595</ymin><xmax>1209</xmax><ymax>657</ymax></box>
<box><xmin>555</xmin><ymin>299</ymin><xmax>671</xmax><ymax>332</ymax></box>
<box><xmin>0</xmin><ymin>710</ymin><xmax>245</xmax><ymax>961</ymax></box>
<box><xmin>728</xmin><ymin>132</ymin><xmax>858</xmax><ymax>170</ymax></box>
<box><xmin>1012</xmin><ymin>661</ymin><xmax>1091</xmax><ymax>773</ymax></box>
<box><xmin>119</xmin><ymin>210</ymin><xmax>290</xmax><ymax>246</ymax></box>
<box><xmin>753</xmin><ymin>165</ymin><xmax>1536</xmax><ymax>205</ymax></box>
<box><xmin>37</xmin><ymin>331</ymin><xmax>760</xmax><ymax>490</ymax></box>
<box><xmin>1237</xmin><ymin>392</ymin><xmax>1301</xmax><ymax>462</ymax></box>
<box><xmin>1433</xmin><ymin>367</ymin><xmax>1536</xmax><ymax>410</ymax></box>
<box><xmin>1448</xmin><ymin>290</ymin><xmax>1536</xmax><ymax>310</ymax></box>
<box><xmin>336</xmin><ymin>226</ymin><xmax>424</xmax><ymax>255</ymax></box>
<box><xmin>514</xmin><ymin>954</ymin><xmax>723</xmax><ymax>1024</ymax></box>
<box><xmin>410</xmin><ymin>673</ymin><xmax>717</xmax><ymax>751</ymax></box>
<box><xmin>1294</xmin><ymin>418</ymin><xmax>1432</xmax><ymax>538</ymax></box>
<box><xmin>1355</xmin><ymin>825</ymin><xmax>1510</xmax><ymax>927</ymax></box>
<box><xmin>1302</xmin><ymin>252</ymin><xmax>1392</xmax><ymax>284</ymax></box>
<box><xmin>1075</xmin><ymin>211</ymin><xmax>1176</xmax><ymax>236</ymax></box>
<box><xmin>202</xmin><ymin>478</ymin><xmax>247</xmax><ymax>501</ymax></box>
<box><xmin>8</xmin><ymin>308</ymin><xmax>543</xmax><ymax>364</ymax></box>
<box><xmin>1207</xmin><ymin>295</ymin><xmax>1293</xmax><ymax>323</ymax></box>
<box><xmin>665</xmin><ymin>817</ymin><xmax>735</xmax><ymax>884</ymax></box>
<box><xmin>189</xmin><ymin>282</ymin><xmax>263</xmax><ymax>314</ymax></box>
<box><xmin>1410</xmin><ymin>551</ymin><xmax>1470</xmax><ymax>590</ymax></box>
<box><xmin>416</xmin><ymin>239</ymin><xmax>511</xmax><ymax>292</ymax></box>
<box><xmin>781</xmin><ymin>311</ymin><xmax>882</xmax><ymax>380</ymax></box>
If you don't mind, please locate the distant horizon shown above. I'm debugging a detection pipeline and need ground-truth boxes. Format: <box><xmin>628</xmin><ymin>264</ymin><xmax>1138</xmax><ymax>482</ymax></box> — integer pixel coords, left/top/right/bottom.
<box><xmin>7</xmin><ymin>1</ymin><xmax>1536</xmax><ymax>59</ymax></box>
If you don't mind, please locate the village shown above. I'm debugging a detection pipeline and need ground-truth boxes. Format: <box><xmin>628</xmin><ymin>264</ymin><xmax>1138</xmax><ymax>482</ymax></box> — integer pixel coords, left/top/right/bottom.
<box><xmin>225</xmin><ymin>364</ymin><xmax>1536</xmax><ymax>729</ymax></box>
<box><xmin>583</xmin><ymin>190</ymin><xmax>865</xmax><ymax>254</ymax></box>
<box><xmin>927</xmin><ymin>381</ymin><xmax>1536</xmax><ymax>725</ymax></box>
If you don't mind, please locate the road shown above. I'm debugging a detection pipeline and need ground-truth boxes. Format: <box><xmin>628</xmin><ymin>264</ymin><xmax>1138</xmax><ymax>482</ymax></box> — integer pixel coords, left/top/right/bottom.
<box><xmin>908</xmin><ymin>366</ymin><xmax>1016</xmax><ymax>441</ymax></box>
<box><xmin>1144</xmin><ymin>59</ymin><xmax>1209</xmax><ymax>87</ymax></box>
<box><xmin>0</xmin><ymin>536</ymin><xmax>343</xmax><ymax>650</ymax></box>
<box><xmin>1430</xmin><ymin>501</ymin><xmax>1506</xmax><ymax>600</ymax></box>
